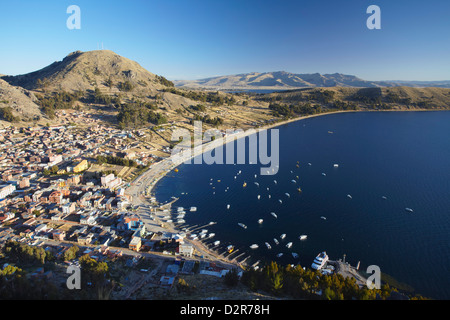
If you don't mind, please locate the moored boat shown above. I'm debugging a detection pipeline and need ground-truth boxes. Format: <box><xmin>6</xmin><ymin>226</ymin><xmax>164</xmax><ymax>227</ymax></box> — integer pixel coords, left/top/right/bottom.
<box><xmin>311</xmin><ymin>251</ymin><xmax>329</xmax><ymax>270</ymax></box>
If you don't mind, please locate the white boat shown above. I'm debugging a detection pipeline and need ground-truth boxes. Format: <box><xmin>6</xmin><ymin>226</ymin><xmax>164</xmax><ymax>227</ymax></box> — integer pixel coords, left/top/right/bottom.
<box><xmin>286</xmin><ymin>242</ymin><xmax>293</xmax><ymax>249</ymax></box>
<box><xmin>285</xmin><ymin>193</ymin><xmax>290</xmax><ymax>197</ymax></box>
<box><xmin>250</xmin><ymin>244</ymin><xmax>259</xmax><ymax>249</ymax></box>
<box><xmin>257</xmin><ymin>195</ymin><xmax>260</xmax><ymax>200</ymax></box>
<box><xmin>190</xmin><ymin>207</ymin><xmax>197</xmax><ymax>212</ymax></box>
<box><xmin>276</xmin><ymin>253</ymin><xmax>283</xmax><ymax>258</ymax></box>
<box><xmin>254</xmin><ymin>174</ymin><xmax>257</xmax><ymax>178</ymax></box>
<box><xmin>299</xmin><ymin>235</ymin><xmax>307</xmax><ymax>241</ymax></box>
<box><xmin>258</xmin><ymin>219</ymin><xmax>264</xmax><ymax>224</ymax></box>
<box><xmin>200</xmin><ymin>229</ymin><xmax>208</xmax><ymax>234</ymax></box>
<box><xmin>291</xmin><ymin>180</ymin><xmax>296</xmax><ymax>183</ymax></box>
<box><xmin>320</xmin><ymin>216</ymin><xmax>327</xmax><ymax>220</ymax></box>
<box><xmin>405</xmin><ymin>208</ymin><xmax>414</xmax><ymax>213</ymax></box>
<box><xmin>265</xmin><ymin>242</ymin><xmax>272</xmax><ymax>249</ymax></box>
<box><xmin>347</xmin><ymin>194</ymin><xmax>352</xmax><ymax>199</ymax></box>
<box><xmin>280</xmin><ymin>234</ymin><xmax>286</xmax><ymax>240</ymax></box>
<box><xmin>213</xmin><ymin>240</ymin><xmax>220</xmax><ymax>246</ymax></box>
<box><xmin>238</xmin><ymin>223</ymin><xmax>247</xmax><ymax>229</ymax></box>
<box><xmin>334</xmin><ymin>164</ymin><xmax>339</xmax><ymax>168</ymax></box>
<box><xmin>271</xmin><ymin>212</ymin><xmax>278</xmax><ymax>219</ymax></box>
<box><xmin>308</xmin><ymin>163</ymin><xmax>312</xmax><ymax>166</ymax></box>
<box><xmin>177</xmin><ymin>219</ymin><xmax>185</xmax><ymax>224</ymax></box>
<box><xmin>322</xmin><ymin>173</ymin><xmax>326</xmax><ymax>176</ymax></box>
<box><xmin>268</xmin><ymin>195</ymin><xmax>271</xmax><ymax>199</ymax></box>
<box><xmin>208</xmin><ymin>233</ymin><xmax>215</xmax><ymax>238</ymax></box>
<box><xmin>177</xmin><ymin>207</ymin><xmax>184</xmax><ymax>212</ymax></box>
<box><xmin>292</xmin><ymin>252</ymin><xmax>299</xmax><ymax>259</ymax></box>
<box><xmin>382</xmin><ymin>196</ymin><xmax>387</xmax><ymax>200</ymax></box>
<box><xmin>274</xmin><ymin>180</ymin><xmax>277</xmax><ymax>184</ymax></box>
<box><xmin>227</xmin><ymin>204</ymin><xmax>230</xmax><ymax>209</ymax></box>
<box><xmin>279</xmin><ymin>199</ymin><xmax>283</xmax><ymax>204</ymax></box>
<box><xmin>273</xmin><ymin>238</ymin><xmax>279</xmax><ymax>245</ymax></box>
<box><xmin>254</xmin><ymin>182</ymin><xmax>259</xmax><ymax>187</ymax></box>
<box><xmin>311</xmin><ymin>251</ymin><xmax>329</xmax><ymax>270</ymax></box>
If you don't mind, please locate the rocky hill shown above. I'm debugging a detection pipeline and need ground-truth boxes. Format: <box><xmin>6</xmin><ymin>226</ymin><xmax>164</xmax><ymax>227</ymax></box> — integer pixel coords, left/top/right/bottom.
<box><xmin>1</xmin><ymin>50</ymin><xmax>169</xmax><ymax>94</ymax></box>
<box><xmin>0</xmin><ymin>78</ymin><xmax>42</xmax><ymax>125</ymax></box>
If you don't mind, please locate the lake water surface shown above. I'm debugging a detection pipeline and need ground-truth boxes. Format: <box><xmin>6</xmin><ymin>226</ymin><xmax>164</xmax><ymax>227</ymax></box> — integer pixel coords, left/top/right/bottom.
<box><xmin>154</xmin><ymin>111</ymin><xmax>450</xmax><ymax>299</ymax></box>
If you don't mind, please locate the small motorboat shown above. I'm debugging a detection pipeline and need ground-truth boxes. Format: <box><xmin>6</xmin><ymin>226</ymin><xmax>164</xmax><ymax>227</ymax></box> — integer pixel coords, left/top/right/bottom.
<box><xmin>299</xmin><ymin>235</ymin><xmax>307</xmax><ymax>241</ymax></box>
<box><xmin>258</xmin><ymin>219</ymin><xmax>264</xmax><ymax>224</ymax></box>
<box><xmin>265</xmin><ymin>242</ymin><xmax>272</xmax><ymax>250</ymax></box>
<box><xmin>271</xmin><ymin>212</ymin><xmax>278</xmax><ymax>218</ymax></box>
<box><xmin>273</xmin><ymin>238</ymin><xmax>279</xmax><ymax>245</ymax></box>
<box><xmin>280</xmin><ymin>234</ymin><xmax>286</xmax><ymax>240</ymax></box>
<box><xmin>250</xmin><ymin>244</ymin><xmax>259</xmax><ymax>249</ymax></box>
<box><xmin>286</xmin><ymin>242</ymin><xmax>293</xmax><ymax>249</ymax></box>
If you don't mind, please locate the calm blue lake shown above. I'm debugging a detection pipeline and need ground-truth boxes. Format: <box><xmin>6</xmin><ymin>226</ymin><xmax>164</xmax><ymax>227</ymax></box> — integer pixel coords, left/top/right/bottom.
<box><xmin>154</xmin><ymin>111</ymin><xmax>450</xmax><ymax>299</ymax></box>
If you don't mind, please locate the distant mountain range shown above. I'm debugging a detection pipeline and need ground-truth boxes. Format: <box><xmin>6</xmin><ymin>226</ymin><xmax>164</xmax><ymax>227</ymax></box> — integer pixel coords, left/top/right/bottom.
<box><xmin>174</xmin><ymin>71</ymin><xmax>450</xmax><ymax>90</ymax></box>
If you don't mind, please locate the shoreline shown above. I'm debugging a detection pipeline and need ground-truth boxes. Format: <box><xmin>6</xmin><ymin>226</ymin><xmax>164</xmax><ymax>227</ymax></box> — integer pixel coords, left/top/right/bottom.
<box><xmin>128</xmin><ymin>108</ymin><xmax>449</xmax><ymax>269</ymax></box>
<box><xmin>135</xmin><ymin>108</ymin><xmax>446</xmax><ymax>195</ymax></box>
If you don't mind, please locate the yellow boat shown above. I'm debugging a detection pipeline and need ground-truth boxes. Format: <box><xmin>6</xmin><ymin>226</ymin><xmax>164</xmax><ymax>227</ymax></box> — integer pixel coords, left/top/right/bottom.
<box><xmin>174</xmin><ymin>168</ymin><xmax>179</xmax><ymax>172</ymax></box>
<box><xmin>243</xmin><ymin>182</ymin><xmax>247</xmax><ymax>187</ymax></box>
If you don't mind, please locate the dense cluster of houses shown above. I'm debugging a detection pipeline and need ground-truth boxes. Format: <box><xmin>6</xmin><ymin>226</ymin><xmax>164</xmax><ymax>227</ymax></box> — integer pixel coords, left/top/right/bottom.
<box><xmin>0</xmin><ymin>123</ymin><xmax>162</xmax><ymax>254</ymax></box>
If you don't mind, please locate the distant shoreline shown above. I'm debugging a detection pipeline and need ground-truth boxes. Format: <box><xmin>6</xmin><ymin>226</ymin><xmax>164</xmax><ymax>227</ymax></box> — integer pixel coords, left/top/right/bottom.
<box><xmin>144</xmin><ymin>108</ymin><xmax>449</xmax><ymax>195</ymax></box>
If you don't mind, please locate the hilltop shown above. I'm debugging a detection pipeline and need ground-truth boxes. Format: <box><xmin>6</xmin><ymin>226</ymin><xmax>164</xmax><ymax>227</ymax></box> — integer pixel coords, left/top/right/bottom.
<box><xmin>174</xmin><ymin>71</ymin><xmax>450</xmax><ymax>91</ymax></box>
<box><xmin>1</xmin><ymin>50</ymin><xmax>169</xmax><ymax>94</ymax></box>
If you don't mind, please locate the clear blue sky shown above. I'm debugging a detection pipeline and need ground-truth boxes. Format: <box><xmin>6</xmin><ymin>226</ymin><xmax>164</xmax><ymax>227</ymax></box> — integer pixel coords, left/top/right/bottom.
<box><xmin>0</xmin><ymin>0</ymin><xmax>449</xmax><ymax>81</ymax></box>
